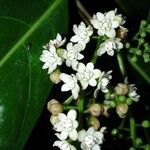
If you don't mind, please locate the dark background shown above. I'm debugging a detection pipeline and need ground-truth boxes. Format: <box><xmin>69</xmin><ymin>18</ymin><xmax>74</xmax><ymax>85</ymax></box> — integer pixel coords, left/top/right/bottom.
<box><xmin>24</xmin><ymin>0</ymin><xmax>150</xmax><ymax>149</ymax></box>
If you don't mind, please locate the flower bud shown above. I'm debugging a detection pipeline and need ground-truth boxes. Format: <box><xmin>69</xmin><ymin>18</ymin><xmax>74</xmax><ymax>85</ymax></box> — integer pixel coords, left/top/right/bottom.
<box><xmin>129</xmin><ymin>147</ymin><xmax>136</xmax><ymax>150</ymax></box>
<box><xmin>116</xmin><ymin>103</ymin><xmax>128</xmax><ymax>118</ymax></box>
<box><xmin>50</xmin><ymin>69</ymin><xmax>61</xmax><ymax>84</ymax></box>
<box><xmin>116</xmin><ymin>26</ymin><xmax>128</xmax><ymax>39</ymax></box>
<box><xmin>89</xmin><ymin>104</ymin><xmax>104</xmax><ymax>117</ymax></box>
<box><xmin>88</xmin><ymin>116</ymin><xmax>100</xmax><ymax>130</ymax></box>
<box><xmin>50</xmin><ymin>115</ymin><xmax>59</xmax><ymax>125</ymax></box>
<box><xmin>135</xmin><ymin>138</ymin><xmax>143</xmax><ymax>147</ymax></box>
<box><xmin>142</xmin><ymin>120</ymin><xmax>150</xmax><ymax>128</ymax></box>
<box><xmin>110</xmin><ymin>100</ymin><xmax>117</xmax><ymax>108</ymax></box>
<box><xmin>126</xmin><ymin>98</ymin><xmax>133</xmax><ymax>105</ymax></box>
<box><xmin>111</xmin><ymin>128</ymin><xmax>118</xmax><ymax>136</ymax></box>
<box><xmin>118</xmin><ymin>95</ymin><xmax>126</xmax><ymax>103</ymax></box>
<box><xmin>131</xmin><ymin>56</ymin><xmax>137</xmax><ymax>62</ymax></box>
<box><xmin>115</xmin><ymin>83</ymin><xmax>129</xmax><ymax>95</ymax></box>
<box><xmin>47</xmin><ymin>99</ymin><xmax>63</xmax><ymax>116</ymax></box>
<box><xmin>103</xmin><ymin>104</ymin><xmax>110</xmax><ymax>117</ymax></box>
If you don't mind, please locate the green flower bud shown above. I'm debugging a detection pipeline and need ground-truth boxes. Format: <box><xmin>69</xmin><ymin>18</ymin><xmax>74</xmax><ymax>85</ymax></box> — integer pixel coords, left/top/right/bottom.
<box><xmin>138</xmin><ymin>38</ymin><xmax>145</xmax><ymax>44</ymax></box>
<box><xmin>118</xmin><ymin>95</ymin><xmax>126</xmax><ymax>103</ymax></box>
<box><xmin>131</xmin><ymin>56</ymin><xmax>138</xmax><ymax>62</ymax></box>
<box><xmin>125</xmin><ymin>42</ymin><xmax>130</xmax><ymax>49</ymax></box>
<box><xmin>88</xmin><ymin>116</ymin><xmax>100</xmax><ymax>130</ymax></box>
<box><xmin>129</xmin><ymin>147</ymin><xmax>136</xmax><ymax>150</ymax></box>
<box><xmin>126</xmin><ymin>98</ymin><xmax>133</xmax><ymax>105</ymax></box>
<box><xmin>110</xmin><ymin>100</ymin><xmax>117</xmax><ymax>108</ymax></box>
<box><xmin>135</xmin><ymin>49</ymin><xmax>142</xmax><ymax>56</ymax></box>
<box><xmin>135</xmin><ymin>138</ymin><xmax>143</xmax><ymax>147</ymax></box>
<box><xmin>146</xmin><ymin>24</ymin><xmax>150</xmax><ymax>33</ymax></box>
<box><xmin>141</xmin><ymin>20</ymin><xmax>147</xmax><ymax>27</ymax></box>
<box><xmin>140</xmin><ymin>31</ymin><xmax>146</xmax><ymax>37</ymax></box>
<box><xmin>143</xmin><ymin>53</ymin><xmax>150</xmax><ymax>63</ymax></box>
<box><xmin>145</xmin><ymin>144</ymin><xmax>150</xmax><ymax>150</ymax></box>
<box><xmin>104</xmin><ymin>93</ymin><xmax>111</xmax><ymax>100</ymax></box>
<box><xmin>142</xmin><ymin>120</ymin><xmax>150</xmax><ymax>128</ymax></box>
<box><xmin>111</xmin><ymin>128</ymin><xmax>118</xmax><ymax>136</ymax></box>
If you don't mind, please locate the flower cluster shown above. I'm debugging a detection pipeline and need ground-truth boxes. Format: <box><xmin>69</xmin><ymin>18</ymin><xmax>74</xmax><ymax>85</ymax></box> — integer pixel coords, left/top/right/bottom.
<box><xmin>91</xmin><ymin>9</ymin><xmax>126</xmax><ymax>56</ymax></box>
<box><xmin>40</xmin><ymin>9</ymin><xmax>141</xmax><ymax>150</ymax></box>
<box><xmin>52</xmin><ymin>109</ymin><xmax>106</xmax><ymax>150</ymax></box>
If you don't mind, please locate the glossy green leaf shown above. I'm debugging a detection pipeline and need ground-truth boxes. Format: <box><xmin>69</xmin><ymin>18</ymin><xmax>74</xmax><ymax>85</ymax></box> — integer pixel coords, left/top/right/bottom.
<box><xmin>0</xmin><ymin>0</ymin><xmax>68</xmax><ymax>149</ymax></box>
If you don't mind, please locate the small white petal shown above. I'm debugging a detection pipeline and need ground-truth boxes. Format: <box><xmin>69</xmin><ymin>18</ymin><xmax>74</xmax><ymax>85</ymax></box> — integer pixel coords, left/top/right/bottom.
<box><xmin>77</xmin><ymin>63</ymin><xmax>85</xmax><ymax>73</ymax></box>
<box><xmin>78</xmin><ymin>130</ymin><xmax>86</xmax><ymax>142</ymax></box>
<box><xmin>61</xmin><ymin>83</ymin><xmax>72</xmax><ymax>92</ymax></box>
<box><xmin>92</xmin><ymin>144</ymin><xmax>101</xmax><ymax>150</ymax></box>
<box><xmin>89</xmin><ymin>78</ymin><xmax>97</xmax><ymax>87</ymax></box>
<box><xmin>69</xmin><ymin>129</ymin><xmax>78</xmax><ymax>141</ymax></box>
<box><xmin>97</xmin><ymin>47</ymin><xmax>106</xmax><ymax>56</ymax></box>
<box><xmin>107</xmin><ymin>49</ymin><xmax>114</xmax><ymax>56</ymax></box>
<box><xmin>60</xmin><ymin>73</ymin><xmax>72</xmax><ymax>83</ymax></box>
<box><xmin>105</xmin><ymin>10</ymin><xmax>115</xmax><ymax>20</ymax></box>
<box><xmin>112</xmin><ymin>20</ymin><xmax>119</xmax><ymax>28</ymax></box>
<box><xmin>86</xmin><ymin>62</ymin><xmax>94</xmax><ymax>71</ymax></box>
<box><xmin>93</xmin><ymin>69</ymin><xmax>101</xmax><ymax>78</ymax></box>
<box><xmin>96</xmin><ymin>12</ymin><xmax>105</xmax><ymax>21</ymax></box>
<box><xmin>67</xmin><ymin>109</ymin><xmax>77</xmax><ymax>120</ymax></box>
<box><xmin>70</xmin><ymin>35</ymin><xmax>79</xmax><ymax>43</ymax></box>
<box><xmin>106</xmin><ymin>29</ymin><xmax>116</xmax><ymax>38</ymax></box>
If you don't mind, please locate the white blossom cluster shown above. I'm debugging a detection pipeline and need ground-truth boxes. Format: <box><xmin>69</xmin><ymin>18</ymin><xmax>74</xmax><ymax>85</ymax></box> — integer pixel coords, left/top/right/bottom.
<box><xmin>91</xmin><ymin>9</ymin><xmax>126</xmax><ymax>56</ymax></box>
<box><xmin>40</xmin><ymin>19</ymin><xmax>113</xmax><ymax>99</ymax></box>
<box><xmin>53</xmin><ymin>109</ymin><xmax>106</xmax><ymax>150</ymax></box>
<box><xmin>39</xmin><ymin>9</ymin><xmax>140</xmax><ymax>150</ymax></box>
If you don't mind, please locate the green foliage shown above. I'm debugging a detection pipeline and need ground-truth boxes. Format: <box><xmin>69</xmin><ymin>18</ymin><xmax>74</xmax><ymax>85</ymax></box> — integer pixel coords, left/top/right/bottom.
<box><xmin>0</xmin><ymin>0</ymin><xmax>68</xmax><ymax>149</ymax></box>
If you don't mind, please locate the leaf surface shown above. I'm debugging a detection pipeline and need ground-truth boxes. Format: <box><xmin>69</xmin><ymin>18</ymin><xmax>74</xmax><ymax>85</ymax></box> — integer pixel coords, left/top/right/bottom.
<box><xmin>0</xmin><ymin>0</ymin><xmax>68</xmax><ymax>149</ymax></box>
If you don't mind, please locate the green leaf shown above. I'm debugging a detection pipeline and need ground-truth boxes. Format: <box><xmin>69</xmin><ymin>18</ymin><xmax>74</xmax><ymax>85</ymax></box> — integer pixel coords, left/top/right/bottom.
<box><xmin>0</xmin><ymin>0</ymin><xmax>68</xmax><ymax>149</ymax></box>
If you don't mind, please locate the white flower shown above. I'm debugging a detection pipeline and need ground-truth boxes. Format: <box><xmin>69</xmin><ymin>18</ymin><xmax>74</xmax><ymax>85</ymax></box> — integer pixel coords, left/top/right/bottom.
<box><xmin>124</xmin><ymin>78</ymin><xmax>140</xmax><ymax>102</ymax></box>
<box><xmin>78</xmin><ymin>127</ymin><xmax>106</xmax><ymax>150</ymax></box>
<box><xmin>53</xmin><ymin>109</ymin><xmax>78</xmax><ymax>141</ymax></box>
<box><xmin>128</xmin><ymin>84</ymin><xmax>140</xmax><ymax>102</ymax></box>
<box><xmin>70</xmin><ymin>22</ymin><xmax>93</xmax><ymax>49</ymax></box>
<box><xmin>97</xmin><ymin>38</ymin><xmax>123</xmax><ymax>56</ymax></box>
<box><xmin>114</xmin><ymin>9</ymin><xmax>126</xmax><ymax>26</ymax></box>
<box><xmin>63</xmin><ymin>42</ymin><xmax>84</xmax><ymax>67</ymax></box>
<box><xmin>48</xmin><ymin>33</ymin><xmax>66</xmax><ymax>48</ymax></box>
<box><xmin>91</xmin><ymin>10</ymin><xmax>122</xmax><ymax>38</ymax></box>
<box><xmin>60</xmin><ymin>73</ymin><xmax>80</xmax><ymax>99</ymax></box>
<box><xmin>94</xmin><ymin>70</ymin><xmax>112</xmax><ymax>98</ymax></box>
<box><xmin>53</xmin><ymin>140</ymin><xmax>76</xmax><ymax>150</ymax></box>
<box><xmin>40</xmin><ymin>45</ymin><xmax>62</xmax><ymax>74</ymax></box>
<box><xmin>76</xmin><ymin>62</ymin><xmax>101</xmax><ymax>90</ymax></box>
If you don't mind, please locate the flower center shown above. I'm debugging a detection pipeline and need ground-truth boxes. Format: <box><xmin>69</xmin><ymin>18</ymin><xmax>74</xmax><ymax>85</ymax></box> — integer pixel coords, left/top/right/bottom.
<box><xmin>84</xmin><ymin>135</ymin><xmax>95</xmax><ymax>147</ymax></box>
<box><xmin>64</xmin><ymin>120</ymin><xmax>73</xmax><ymax>131</ymax></box>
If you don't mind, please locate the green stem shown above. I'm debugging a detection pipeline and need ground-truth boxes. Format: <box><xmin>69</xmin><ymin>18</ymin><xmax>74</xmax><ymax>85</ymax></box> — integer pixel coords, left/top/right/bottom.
<box><xmin>64</xmin><ymin>106</ymin><xmax>78</xmax><ymax>110</ymax></box>
<box><xmin>91</xmin><ymin>37</ymin><xmax>103</xmax><ymax>64</ymax></box>
<box><xmin>117</xmin><ymin>53</ymin><xmax>126</xmax><ymax>77</ymax></box>
<box><xmin>77</xmin><ymin>94</ymin><xmax>84</xmax><ymax>129</ymax></box>
<box><xmin>130</xmin><ymin>117</ymin><xmax>136</xmax><ymax>146</ymax></box>
<box><xmin>127</xmin><ymin>56</ymin><xmax>150</xmax><ymax>84</ymax></box>
<box><xmin>63</xmin><ymin>95</ymin><xmax>74</xmax><ymax>105</ymax></box>
<box><xmin>119</xmin><ymin>116</ymin><xmax>127</xmax><ymax>130</ymax></box>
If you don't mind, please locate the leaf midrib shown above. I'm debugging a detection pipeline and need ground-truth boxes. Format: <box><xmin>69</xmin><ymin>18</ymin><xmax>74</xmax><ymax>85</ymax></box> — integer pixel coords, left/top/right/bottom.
<box><xmin>0</xmin><ymin>0</ymin><xmax>63</xmax><ymax>68</ymax></box>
